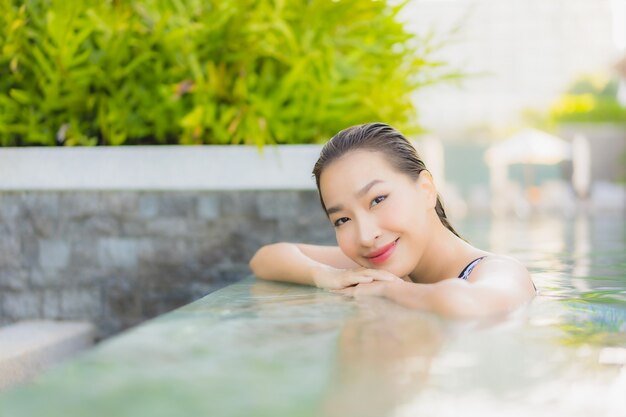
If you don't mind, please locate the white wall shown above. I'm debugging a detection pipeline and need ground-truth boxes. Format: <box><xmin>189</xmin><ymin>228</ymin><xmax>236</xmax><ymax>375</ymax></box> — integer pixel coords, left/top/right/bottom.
<box><xmin>0</xmin><ymin>146</ymin><xmax>322</xmax><ymax>191</ymax></box>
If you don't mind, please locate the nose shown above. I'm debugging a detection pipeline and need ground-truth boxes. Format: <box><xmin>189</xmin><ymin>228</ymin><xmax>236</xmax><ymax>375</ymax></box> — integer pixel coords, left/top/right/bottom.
<box><xmin>356</xmin><ymin>216</ymin><xmax>381</xmax><ymax>248</ymax></box>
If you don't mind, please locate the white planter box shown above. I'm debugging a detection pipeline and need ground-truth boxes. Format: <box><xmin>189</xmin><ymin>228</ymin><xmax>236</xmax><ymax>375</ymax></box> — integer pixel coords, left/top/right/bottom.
<box><xmin>0</xmin><ymin>145</ymin><xmax>323</xmax><ymax>191</ymax></box>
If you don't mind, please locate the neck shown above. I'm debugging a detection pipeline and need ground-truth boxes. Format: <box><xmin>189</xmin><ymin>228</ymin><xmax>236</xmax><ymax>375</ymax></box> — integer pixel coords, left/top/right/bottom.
<box><xmin>408</xmin><ymin>218</ymin><xmax>479</xmax><ymax>284</ymax></box>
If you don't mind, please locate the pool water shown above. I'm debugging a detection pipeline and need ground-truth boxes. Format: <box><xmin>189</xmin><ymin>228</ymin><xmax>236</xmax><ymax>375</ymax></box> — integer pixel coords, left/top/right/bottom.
<box><xmin>406</xmin><ymin>212</ymin><xmax>626</xmax><ymax>414</ymax></box>
<box><xmin>0</xmin><ymin>213</ymin><xmax>624</xmax><ymax>417</ymax></box>
<box><xmin>458</xmin><ymin>212</ymin><xmax>626</xmax><ymax>337</ymax></box>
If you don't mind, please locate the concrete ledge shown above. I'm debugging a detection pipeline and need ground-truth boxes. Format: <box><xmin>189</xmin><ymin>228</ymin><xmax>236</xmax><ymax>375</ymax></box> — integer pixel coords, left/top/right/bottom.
<box><xmin>0</xmin><ymin>320</ymin><xmax>96</xmax><ymax>390</ymax></box>
<box><xmin>0</xmin><ymin>145</ymin><xmax>323</xmax><ymax>191</ymax></box>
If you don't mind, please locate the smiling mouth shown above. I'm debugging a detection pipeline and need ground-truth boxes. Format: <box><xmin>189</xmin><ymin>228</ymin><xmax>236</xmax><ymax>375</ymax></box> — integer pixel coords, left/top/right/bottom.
<box><xmin>366</xmin><ymin>238</ymin><xmax>399</xmax><ymax>263</ymax></box>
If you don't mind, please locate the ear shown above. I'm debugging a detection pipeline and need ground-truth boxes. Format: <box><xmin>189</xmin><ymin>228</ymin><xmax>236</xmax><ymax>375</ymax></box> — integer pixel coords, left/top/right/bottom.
<box><xmin>416</xmin><ymin>170</ymin><xmax>437</xmax><ymax>209</ymax></box>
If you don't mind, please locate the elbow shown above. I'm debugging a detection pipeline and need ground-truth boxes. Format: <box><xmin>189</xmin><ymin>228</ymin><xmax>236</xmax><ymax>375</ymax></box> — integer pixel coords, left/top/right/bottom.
<box><xmin>432</xmin><ymin>296</ymin><xmax>474</xmax><ymax>319</ymax></box>
<box><xmin>248</xmin><ymin>243</ymin><xmax>281</xmax><ymax>280</ymax></box>
<box><xmin>431</xmin><ymin>288</ymin><xmax>527</xmax><ymax>320</ymax></box>
<box><xmin>248</xmin><ymin>248</ymin><xmax>265</xmax><ymax>279</ymax></box>
<box><xmin>430</xmin><ymin>286</ymin><xmax>489</xmax><ymax>319</ymax></box>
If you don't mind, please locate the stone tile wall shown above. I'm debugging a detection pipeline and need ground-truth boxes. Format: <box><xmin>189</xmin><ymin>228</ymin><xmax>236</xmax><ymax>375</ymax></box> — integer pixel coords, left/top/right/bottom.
<box><xmin>0</xmin><ymin>191</ymin><xmax>334</xmax><ymax>339</ymax></box>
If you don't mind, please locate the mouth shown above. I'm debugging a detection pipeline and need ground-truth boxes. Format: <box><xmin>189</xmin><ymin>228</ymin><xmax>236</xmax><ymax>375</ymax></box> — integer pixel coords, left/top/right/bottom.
<box><xmin>366</xmin><ymin>238</ymin><xmax>399</xmax><ymax>264</ymax></box>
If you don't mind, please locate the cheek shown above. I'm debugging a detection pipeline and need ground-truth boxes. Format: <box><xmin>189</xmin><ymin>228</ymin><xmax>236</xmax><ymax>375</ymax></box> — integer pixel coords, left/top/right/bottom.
<box><xmin>335</xmin><ymin>228</ymin><xmax>357</xmax><ymax>257</ymax></box>
<box><xmin>381</xmin><ymin>198</ymin><xmax>418</xmax><ymax>228</ymax></box>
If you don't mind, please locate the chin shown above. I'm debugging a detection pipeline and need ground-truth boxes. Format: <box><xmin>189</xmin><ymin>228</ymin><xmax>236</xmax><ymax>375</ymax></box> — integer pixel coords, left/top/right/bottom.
<box><xmin>376</xmin><ymin>264</ymin><xmax>405</xmax><ymax>277</ymax></box>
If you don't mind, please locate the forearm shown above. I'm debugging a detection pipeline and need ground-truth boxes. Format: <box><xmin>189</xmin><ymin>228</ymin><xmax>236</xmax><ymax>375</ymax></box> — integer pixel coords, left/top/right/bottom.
<box><xmin>383</xmin><ymin>279</ymin><xmax>479</xmax><ymax>318</ymax></box>
<box><xmin>384</xmin><ymin>281</ymin><xmax>437</xmax><ymax>312</ymax></box>
<box><xmin>249</xmin><ymin>243</ymin><xmax>332</xmax><ymax>286</ymax></box>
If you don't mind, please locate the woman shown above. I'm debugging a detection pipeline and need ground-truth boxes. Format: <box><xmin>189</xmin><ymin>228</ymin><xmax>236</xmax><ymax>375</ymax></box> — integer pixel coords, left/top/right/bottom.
<box><xmin>249</xmin><ymin>123</ymin><xmax>537</xmax><ymax>318</ymax></box>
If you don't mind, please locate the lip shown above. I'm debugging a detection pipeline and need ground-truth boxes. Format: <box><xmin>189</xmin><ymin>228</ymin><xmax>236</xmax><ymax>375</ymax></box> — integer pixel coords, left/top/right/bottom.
<box><xmin>366</xmin><ymin>238</ymin><xmax>399</xmax><ymax>264</ymax></box>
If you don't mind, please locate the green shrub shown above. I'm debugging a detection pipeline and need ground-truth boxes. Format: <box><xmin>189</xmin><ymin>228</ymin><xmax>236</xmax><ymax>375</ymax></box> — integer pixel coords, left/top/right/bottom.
<box><xmin>0</xmin><ymin>0</ymin><xmax>459</xmax><ymax>146</ymax></box>
<box><xmin>548</xmin><ymin>75</ymin><xmax>626</xmax><ymax>124</ymax></box>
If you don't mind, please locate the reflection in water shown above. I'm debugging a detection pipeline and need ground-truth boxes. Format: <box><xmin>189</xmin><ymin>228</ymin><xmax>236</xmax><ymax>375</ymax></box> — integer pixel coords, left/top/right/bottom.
<box><xmin>248</xmin><ymin>214</ymin><xmax>626</xmax><ymax>416</ymax></box>
<box><xmin>572</xmin><ymin>213</ymin><xmax>591</xmax><ymax>281</ymax></box>
<box><xmin>321</xmin><ymin>301</ymin><xmax>445</xmax><ymax>417</ymax></box>
<box><xmin>319</xmin><ymin>300</ymin><xmax>534</xmax><ymax>417</ymax></box>
<box><xmin>474</xmin><ymin>213</ymin><xmax>625</xmax><ymax>349</ymax></box>
<box><xmin>557</xmin><ymin>302</ymin><xmax>626</xmax><ymax>347</ymax></box>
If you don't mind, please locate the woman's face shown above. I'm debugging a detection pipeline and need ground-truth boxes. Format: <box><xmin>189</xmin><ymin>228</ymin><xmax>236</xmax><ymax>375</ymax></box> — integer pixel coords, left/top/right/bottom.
<box><xmin>319</xmin><ymin>150</ymin><xmax>436</xmax><ymax>277</ymax></box>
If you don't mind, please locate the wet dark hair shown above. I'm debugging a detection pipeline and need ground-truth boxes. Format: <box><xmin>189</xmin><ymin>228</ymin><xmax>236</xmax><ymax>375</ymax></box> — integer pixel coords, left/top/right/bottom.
<box><xmin>312</xmin><ymin>122</ymin><xmax>463</xmax><ymax>239</ymax></box>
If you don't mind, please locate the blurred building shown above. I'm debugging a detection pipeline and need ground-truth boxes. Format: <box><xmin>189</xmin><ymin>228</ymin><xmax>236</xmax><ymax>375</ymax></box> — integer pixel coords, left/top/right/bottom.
<box><xmin>403</xmin><ymin>0</ymin><xmax>620</xmax><ymax>137</ymax></box>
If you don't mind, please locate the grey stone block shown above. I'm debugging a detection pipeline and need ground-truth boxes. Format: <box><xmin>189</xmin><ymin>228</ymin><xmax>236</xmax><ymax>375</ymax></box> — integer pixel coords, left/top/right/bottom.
<box><xmin>42</xmin><ymin>290</ymin><xmax>61</xmax><ymax>318</ymax></box>
<box><xmin>0</xmin><ymin>194</ymin><xmax>20</xmax><ymax>220</ymax></box>
<box><xmin>138</xmin><ymin>239</ymin><xmax>189</xmax><ymax>266</ymax></box>
<box><xmin>17</xmin><ymin>194</ymin><xmax>59</xmax><ymax>238</ymax></box>
<box><xmin>102</xmin><ymin>280</ymin><xmax>141</xmax><ymax>324</ymax></box>
<box><xmin>38</xmin><ymin>239</ymin><xmax>71</xmax><ymax>270</ymax></box>
<box><xmin>0</xmin><ymin>189</ymin><xmax>345</xmax><ymax>339</ymax></box>
<box><xmin>20</xmin><ymin>238</ymin><xmax>39</xmax><ymax>270</ymax></box>
<box><xmin>19</xmin><ymin>193</ymin><xmax>60</xmax><ymax>218</ymax></box>
<box><xmin>0</xmin><ymin>268</ymin><xmax>29</xmax><ymax>291</ymax></box>
<box><xmin>60</xmin><ymin>287</ymin><xmax>102</xmax><ymax>319</ymax></box>
<box><xmin>220</xmin><ymin>192</ymin><xmax>258</xmax><ymax>217</ymax></box>
<box><xmin>139</xmin><ymin>264</ymin><xmax>198</xmax><ymax>290</ymax></box>
<box><xmin>256</xmin><ymin>192</ymin><xmax>301</xmax><ymax>220</ymax></box>
<box><xmin>192</xmin><ymin>233</ymin><xmax>244</xmax><ymax>266</ymax></box>
<box><xmin>29</xmin><ymin>266</ymin><xmax>104</xmax><ymax>288</ymax></box>
<box><xmin>156</xmin><ymin>193</ymin><xmax>197</xmax><ymax>217</ymax></box>
<box><xmin>59</xmin><ymin>193</ymin><xmax>102</xmax><ymax>219</ymax></box>
<box><xmin>98</xmin><ymin>192</ymin><xmax>138</xmax><ymax>217</ymax></box>
<box><xmin>2</xmin><ymin>292</ymin><xmax>42</xmax><ymax>319</ymax></box>
<box><xmin>98</xmin><ymin>238</ymin><xmax>139</xmax><ymax>268</ymax></box>
<box><xmin>299</xmin><ymin>190</ymin><xmax>323</xmax><ymax>209</ymax></box>
<box><xmin>69</xmin><ymin>239</ymin><xmax>99</xmax><ymax>268</ymax></box>
<box><xmin>187</xmin><ymin>282</ymin><xmax>218</xmax><ymax>300</ymax></box>
<box><xmin>21</xmin><ymin>212</ymin><xmax>57</xmax><ymax>239</ymax></box>
<box><xmin>119</xmin><ymin>220</ymin><xmax>147</xmax><ymax>237</ymax></box>
<box><xmin>81</xmin><ymin>216</ymin><xmax>119</xmax><ymax>236</ymax></box>
<box><xmin>138</xmin><ymin>194</ymin><xmax>159</xmax><ymax>218</ymax></box>
<box><xmin>0</xmin><ymin>235</ymin><xmax>22</xmax><ymax>268</ymax></box>
<box><xmin>141</xmin><ymin>286</ymin><xmax>191</xmax><ymax>319</ymax></box>
<box><xmin>144</xmin><ymin>218</ymin><xmax>188</xmax><ymax>237</ymax></box>
<box><xmin>228</xmin><ymin>221</ymin><xmax>280</xmax><ymax>262</ymax></box>
<box><xmin>212</xmin><ymin>263</ymin><xmax>252</xmax><ymax>283</ymax></box>
<box><xmin>276</xmin><ymin>216</ymin><xmax>334</xmax><ymax>243</ymax></box>
<box><xmin>197</xmin><ymin>195</ymin><xmax>220</xmax><ymax>219</ymax></box>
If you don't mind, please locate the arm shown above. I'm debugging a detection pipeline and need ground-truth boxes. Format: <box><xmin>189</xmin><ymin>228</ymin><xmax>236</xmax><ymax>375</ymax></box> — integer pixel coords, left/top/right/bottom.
<box><xmin>386</xmin><ymin>279</ymin><xmax>529</xmax><ymax>319</ymax></box>
<box><xmin>249</xmin><ymin>243</ymin><xmax>399</xmax><ymax>289</ymax></box>
<box><xmin>342</xmin><ymin>256</ymin><xmax>536</xmax><ymax>318</ymax></box>
<box><xmin>248</xmin><ymin>243</ymin><xmax>346</xmax><ymax>286</ymax></box>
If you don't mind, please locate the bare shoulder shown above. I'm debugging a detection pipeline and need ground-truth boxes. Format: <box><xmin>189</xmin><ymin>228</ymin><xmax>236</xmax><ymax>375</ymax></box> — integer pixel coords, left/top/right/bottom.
<box><xmin>294</xmin><ymin>243</ymin><xmax>361</xmax><ymax>269</ymax></box>
<box><xmin>468</xmin><ymin>254</ymin><xmax>536</xmax><ymax>295</ymax></box>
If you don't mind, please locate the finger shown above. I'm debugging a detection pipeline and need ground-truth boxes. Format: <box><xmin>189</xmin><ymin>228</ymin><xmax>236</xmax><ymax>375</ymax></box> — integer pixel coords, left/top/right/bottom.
<box><xmin>373</xmin><ymin>270</ymin><xmax>404</xmax><ymax>282</ymax></box>
<box><xmin>351</xmin><ymin>276</ymin><xmax>374</xmax><ymax>284</ymax></box>
<box><xmin>362</xmin><ymin>270</ymin><xmax>398</xmax><ymax>281</ymax></box>
<box><xmin>352</xmin><ymin>282</ymin><xmax>387</xmax><ymax>297</ymax></box>
<box><xmin>331</xmin><ymin>287</ymin><xmax>355</xmax><ymax>296</ymax></box>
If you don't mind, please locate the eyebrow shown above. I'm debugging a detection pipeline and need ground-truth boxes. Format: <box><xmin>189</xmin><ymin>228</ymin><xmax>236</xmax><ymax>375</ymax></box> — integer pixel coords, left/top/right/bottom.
<box><xmin>326</xmin><ymin>180</ymin><xmax>384</xmax><ymax>216</ymax></box>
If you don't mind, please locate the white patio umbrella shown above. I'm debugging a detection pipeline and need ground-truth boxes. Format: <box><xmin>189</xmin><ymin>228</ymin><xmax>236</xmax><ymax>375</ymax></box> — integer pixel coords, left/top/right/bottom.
<box><xmin>485</xmin><ymin>128</ymin><xmax>571</xmax><ymax>166</ymax></box>
<box><xmin>484</xmin><ymin>129</ymin><xmax>572</xmax><ymax>203</ymax></box>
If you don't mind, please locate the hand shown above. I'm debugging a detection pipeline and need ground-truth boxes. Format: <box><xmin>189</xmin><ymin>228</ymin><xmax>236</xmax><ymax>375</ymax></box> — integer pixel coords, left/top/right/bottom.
<box><xmin>312</xmin><ymin>265</ymin><xmax>404</xmax><ymax>290</ymax></box>
<box><xmin>331</xmin><ymin>281</ymin><xmax>389</xmax><ymax>297</ymax></box>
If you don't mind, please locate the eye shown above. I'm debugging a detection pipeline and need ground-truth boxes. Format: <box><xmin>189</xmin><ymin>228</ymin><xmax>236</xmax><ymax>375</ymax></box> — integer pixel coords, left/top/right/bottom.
<box><xmin>333</xmin><ymin>217</ymin><xmax>349</xmax><ymax>227</ymax></box>
<box><xmin>370</xmin><ymin>195</ymin><xmax>388</xmax><ymax>208</ymax></box>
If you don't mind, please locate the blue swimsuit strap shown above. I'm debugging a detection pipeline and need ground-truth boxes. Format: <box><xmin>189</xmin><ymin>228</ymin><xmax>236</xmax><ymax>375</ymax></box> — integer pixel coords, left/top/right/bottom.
<box><xmin>457</xmin><ymin>256</ymin><xmax>538</xmax><ymax>292</ymax></box>
<box><xmin>458</xmin><ymin>256</ymin><xmax>487</xmax><ymax>280</ymax></box>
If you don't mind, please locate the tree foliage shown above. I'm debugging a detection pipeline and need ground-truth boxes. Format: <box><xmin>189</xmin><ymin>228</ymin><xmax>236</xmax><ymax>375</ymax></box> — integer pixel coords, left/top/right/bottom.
<box><xmin>0</xmin><ymin>0</ymin><xmax>460</xmax><ymax>146</ymax></box>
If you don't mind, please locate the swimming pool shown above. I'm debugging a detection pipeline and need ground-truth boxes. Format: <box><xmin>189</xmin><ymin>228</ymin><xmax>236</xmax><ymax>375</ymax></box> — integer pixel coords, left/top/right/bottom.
<box><xmin>0</xmin><ymin>212</ymin><xmax>624</xmax><ymax>417</ymax></box>
<box><xmin>392</xmin><ymin>212</ymin><xmax>626</xmax><ymax>416</ymax></box>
